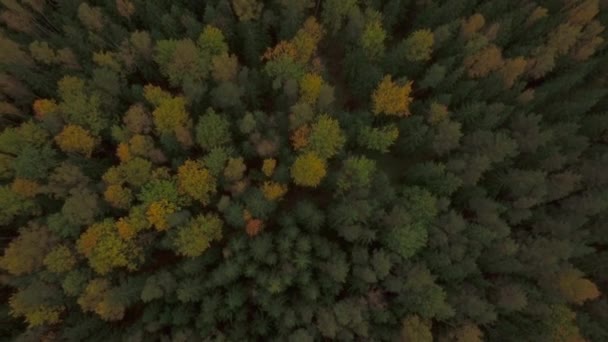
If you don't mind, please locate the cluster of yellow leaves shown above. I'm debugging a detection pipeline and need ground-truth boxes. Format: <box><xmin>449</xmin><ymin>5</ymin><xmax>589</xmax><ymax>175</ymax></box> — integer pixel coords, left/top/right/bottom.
<box><xmin>11</xmin><ymin>178</ymin><xmax>40</xmax><ymax>198</ymax></box>
<box><xmin>77</xmin><ymin>220</ymin><xmax>139</xmax><ymax>274</ymax></box>
<box><xmin>299</xmin><ymin>73</ymin><xmax>323</xmax><ymax>104</ymax></box>
<box><xmin>146</xmin><ymin>199</ymin><xmax>177</xmax><ymax>231</ymax></box>
<box><xmin>32</xmin><ymin>98</ymin><xmax>58</xmax><ymax>119</ymax></box>
<box><xmin>262</xmin><ymin>158</ymin><xmax>276</xmax><ymax>177</ymax></box>
<box><xmin>43</xmin><ymin>245</ymin><xmax>76</xmax><ymax>273</ymax></box>
<box><xmin>143</xmin><ymin>84</ymin><xmax>190</xmax><ymax>135</ymax></box>
<box><xmin>55</xmin><ymin>124</ymin><xmax>97</xmax><ymax>157</ymax></box>
<box><xmin>177</xmin><ymin>160</ymin><xmax>216</xmax><ymax>204</ymax></box>
<box><xmin>291</xmin><ymin>152</ymin><xmax>327</xmax><ymax>187</ymax></box>
<box><xmin>262</xmin><ymin>181</ymin><xmax>288</xmax><ymax>201</ymax></box>
<box><xmin>372</xmin><ymin>75</ymin><xmax>413</xmax><ymax>116</ymax></box>
<box><xmin>291</xmin><ymin>124</ymin><xmax>311</xmax><ymax>150</ymax></box>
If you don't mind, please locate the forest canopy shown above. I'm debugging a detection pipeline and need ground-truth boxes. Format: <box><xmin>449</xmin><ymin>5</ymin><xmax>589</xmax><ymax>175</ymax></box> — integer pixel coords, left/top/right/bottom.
<box><xmin>0</xmin><ymin>0</ymin><xmax>607</xmax><ymax>341</ymax></box>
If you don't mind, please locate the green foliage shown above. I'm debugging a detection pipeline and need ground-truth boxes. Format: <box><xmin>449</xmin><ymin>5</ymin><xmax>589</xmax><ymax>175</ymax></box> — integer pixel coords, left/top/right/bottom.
<box><xmin>0</xmin><ymin>2</ymin><xmax>606</xmax><ymax>340</ymax></box>
<box><xmin>172</xmin><ymin>214</ymin><xmax>223</xmax><ymax>257</ymax></box>
<box><xmin>195</xmin><ymin>109</ymin><xmax>232</xmax><ymax>151</ymax></box>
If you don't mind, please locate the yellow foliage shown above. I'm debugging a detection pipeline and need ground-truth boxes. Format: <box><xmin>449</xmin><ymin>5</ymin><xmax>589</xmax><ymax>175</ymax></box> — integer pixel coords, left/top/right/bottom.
<box><xmin>177</xmin><ymin>160</ymin><xmax>217</xmax><ymax>204</ymax></box>
<box><xmin>262</xmin><ymin>181</ymin><xmax>288</xmax><ymax>201</ymax></box>
<box><xmin>32</xmin><ymin>99</ymin><xmax>58</xmax><ymax>119</ymax></box>
<box><xmin>9</xmin><ymin>292</ymin><xmax>63</xmax><ymax>327</ymax></box>
<box><xmin>143</xmin><ymin>84</ymin><xmax>171</xmax><ymax>106</ymax></box>
<box><xmin>372</xmin><ymin>75</ymin><xmax>413</xmax><ymax>117</ymax></box>
<box><xmin>55</xmin><ymin>124</ymin><xmax>97</xmax><ymax>157</ymax></box>
<box><xmin>11</xmin><ymin>178</ymin><xmax>40</xmax><ymax>198</ymax></box>
<box><xmin>243</xmin><ymin>209</ymin><xmax>253</xmax><ymax>222</ymax></box>
<box><xmin>146</xmin><ymin>199</ymin><xmax>177</xmax><ymax>231</ymax></box>
<box><xmin>300</xmin><ymin>73</ymin><xmax>323</xmax><ymax>104</ymax></box>
<box><xmin>293</xmin><ymin>17</ymin><xmax>324</xmax><ymax>64</ymax></box>
<box><xmin>262</xmin><ymin>158</ymin><xmax>277</xmax><ymax>177</ymax></box>
<box><xmin>151</xmin><ymin>96</ymin><xmax>190</xmax><ymax>135</ymax></box>
<box><xmin>77</xmin><ymin>220</ymin><xmax>139</xmax><ymax>274</ymax></box>
<box><xmin>116</xmin><ymin>142</ymin><xmax>131</xmax><ymax>162</ymax></box>
<box><xmin>291</xmin><ymin>124</ymin><xmax>311</xmax><ymax>150</ymax></box>
<box><xmin>290</xmin><ymin>152</ymin><xmax>327</xmax><ymax>187</ymax></box>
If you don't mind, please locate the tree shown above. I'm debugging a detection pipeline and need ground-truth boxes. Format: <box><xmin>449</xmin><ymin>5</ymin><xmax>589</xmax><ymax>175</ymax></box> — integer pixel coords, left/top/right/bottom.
<box><xmin>44</xmin><ymin>245</ymin><xmax>76</xmax><ymax>274</ymax></box>
<box><xmin>557</xmin><ymin>267</ymin><xmax>601</xmax><ymax>305</ymax></box>
<box><xmin>232</xmin><ymin>0</ymin><xmax>263</xmax><ymax>22</ymax></box>
<box><xmin>262</xmin><ymin>158</ymin><xmax>277</xmax><ymax>177</ymax></box>
<box><xmin>358</xmin><ymin>124</ymin><xmax>399</xmax><ymax>153</ymax></box>
<box><xmin>150</xmin><ymin>96</ymin><xmax>190</xmax><ymax>136</ymax></box>
<box><xmin>172</xmin><ymin>214</ymin><xmax>223</xmax><ymax>257</ymax></box>
<box><xmin>55</xmin><ymin>125</ymin><xmax>97</xmax><ymax>157</ymax></box>
<box><xmin>299</xmin><ymin>73</ymin><xmax>323</xmax><ymax>104</ymax></box>
<box><xmin>336</xmin><ymin>156</ymin><xmax>376</xmax><ymax>193</ymax></box>
<box><xmin>9</xmin><ymin>281</ymin><xmax>64</xmax><ymax>326</ymax></box>
<box><xmin>195</xmin><ymin>109</ymin><xmax>231</xmax><ymax>151</ymax></box>
<box><xmin>463</xmin><ymin>45</ymin><xmax>504</xmax><ymax>78</ymax></box>
<box><xmin>404</xmin><ymin>29</ymin><xmax>434</xmax><ymax>62</ymax></box>
<box><xmin>306</xmin><ymin>114</ymin><xmax>346</xmax><ymax>159</ymax></box>
<box><xmin>77</xmin><ymin>220</ymin><xmax>139</xmax><ymax>274</ymax></box>
<box><xmin>372</xmin><ymin>75</ymin><xmax>413</xmax><ymax>116</ymax></box>
<box><xmin>291</xmin><ymin>152</ymin><xmax>327</xmax><ymax>187</ymax></box>
<box><xmin>177</xmin><ymin>160</ymin><xmax>216</xmax><ymax>204</ymax></box>
<box><xmin>401</xmin><ymin>315</ymin><xmax>432</xmax><ymax>342</ymax></box>
<box><xmin>0</xmin><ymin>224</ymin><xmax>53</xmax><ymax>276</ymax></box>
<box><xmin>261</xmin><ymin>181</ymin><xmax>288</xmax><ymax>201</ymax></box>
<box><xmin>361</xmin><ymin>16</ymin><xmax>386</xmax><ymax>60</ymax></box>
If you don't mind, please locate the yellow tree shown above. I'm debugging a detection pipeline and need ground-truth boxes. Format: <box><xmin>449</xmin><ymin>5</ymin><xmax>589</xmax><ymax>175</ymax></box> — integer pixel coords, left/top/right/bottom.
<box><xmin>55</xmin><ymin>124</ymin><xmax>97</xmax><ymax>157</ymax></box>
<box><xmin>177</xmin><ymin>160</ymin><xmax>217</xmax><ymax>204</ymax></box>
<box><xmin>146</xmin><ymin>199</ymin><xmax>177</xmax><ymax>231</ymax></box>
<box><xmin>300</xmin><ymin>73</ymin><xmax>323</xmax><ymax>104</ymax></box>
<box><xmin>291</xmin><ymin>152</ymin><xmax>327</xmax><ymax>187</ymax></box>
<box><xmin>372</xmin><ymin>75</ymin><xmax>413</xmax><ymax>117</ymax></box>
<box><xmin>261</xmin><ymin>181</ymin><xmax>288</xmax><ymax>201</ymax></box>
<box><xmin>77</xmin><ymin>220</ymin><xmax>139</xmax><ymax>274</ymax></box>
<box><xmin>262</xmin><ymin>158</ymin><xmax>277</xmax><ymax>177</ymax></box>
